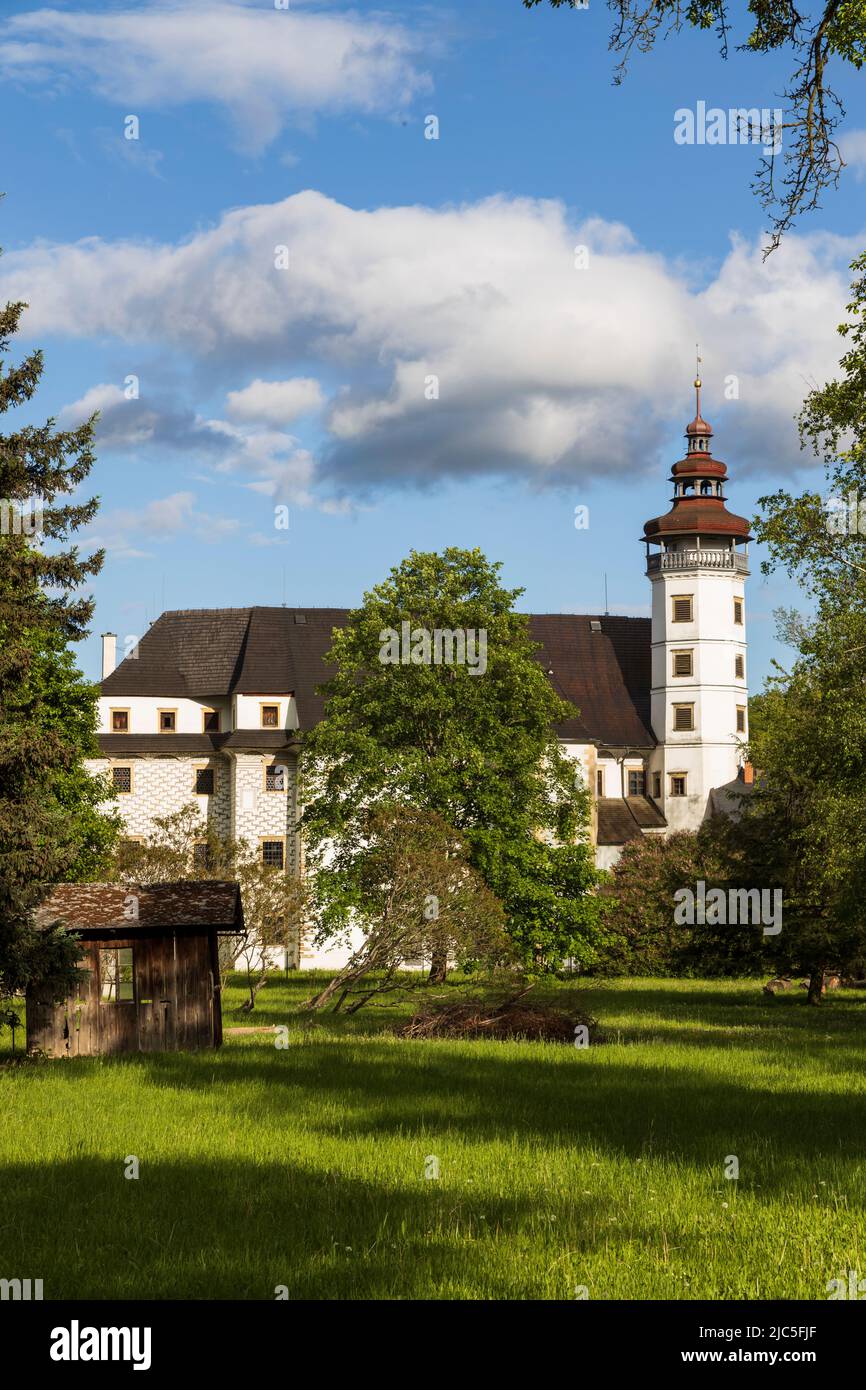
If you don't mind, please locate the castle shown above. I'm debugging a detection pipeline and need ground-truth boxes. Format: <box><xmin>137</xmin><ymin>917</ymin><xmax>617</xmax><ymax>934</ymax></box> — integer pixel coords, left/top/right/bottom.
<box><xmin>89</xmin><ymin>379</ymin><xmax>751</xmax><ymax>967</ymax></box>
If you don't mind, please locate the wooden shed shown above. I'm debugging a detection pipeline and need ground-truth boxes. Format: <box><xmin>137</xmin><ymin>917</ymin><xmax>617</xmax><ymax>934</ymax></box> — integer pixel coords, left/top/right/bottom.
<box><xmin>26</xmin><ymin>882</ymin><xmax>244</xmax><ymax>1057</ymax></box>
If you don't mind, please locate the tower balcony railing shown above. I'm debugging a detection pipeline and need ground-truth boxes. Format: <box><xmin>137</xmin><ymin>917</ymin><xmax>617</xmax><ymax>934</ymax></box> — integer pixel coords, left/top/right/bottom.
<box><xmin>647</xmin><ymin>549</ymin><xmax>749</xmax><ymax>575</ymax></box>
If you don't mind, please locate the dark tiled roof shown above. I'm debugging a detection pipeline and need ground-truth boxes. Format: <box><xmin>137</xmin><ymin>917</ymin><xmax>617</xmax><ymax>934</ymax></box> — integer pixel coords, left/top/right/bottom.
<box><xmin>597</xmin><ymin>796</ymin><xmax>666</xmax><ymax>845</ymax></box>
<box><xmin>101</xmin><ymin>607</ymin><xmax>653</xmax><ymax>746</ymax></box>
<box><xmin>529</xmin><ymin>615</ymin><xmax>653</xmax><ymax>745</ymax></box>
<box><xmin>98</xmin><ymin>732</ymin><xmax>299</xmax><ymax>756</ymax></box>
<box><xmin>35</xmin><ymin>881</ymin><xmax>243</xmax><ymax>931</ymax></box>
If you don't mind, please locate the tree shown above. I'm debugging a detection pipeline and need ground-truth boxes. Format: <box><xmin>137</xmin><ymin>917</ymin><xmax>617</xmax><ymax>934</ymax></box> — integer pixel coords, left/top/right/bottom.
<box><xmin>523</xmin><ymin>0</ymin><xmax>865</xmax><ymax>250</ymax></box>
<box><xmin>305</xmin><ymin>806</ymin><xmax>510</xmax><ymax>1013</ymax></box>
<box><xmin>0</xmin><ymin>284</ymin><xmax>116</xmax><ymax>1013</ymax></box>
<box><xmin>299</xmin><ymin>548</ymin><xmax>604</xmax><ymax>974</ymax></box>
<box><xmin>604</xmin><ymin>821</ymin><xmax>773</xmax><ymax>978</ymax></box>
<box><xmin>116</xmin><ymin>805</ymin><xmax>307</xmax><ymax>1012</ymax></box>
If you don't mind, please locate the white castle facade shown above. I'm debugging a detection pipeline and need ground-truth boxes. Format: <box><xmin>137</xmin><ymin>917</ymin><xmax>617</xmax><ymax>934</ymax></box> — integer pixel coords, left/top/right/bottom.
<box><xmin>88</xmin><ymin>382</ymin><xmax>751</xmax><ymax>967</ymax></box>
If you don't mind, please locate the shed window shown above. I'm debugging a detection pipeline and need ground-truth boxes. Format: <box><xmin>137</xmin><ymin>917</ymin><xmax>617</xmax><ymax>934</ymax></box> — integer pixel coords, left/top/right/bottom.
<box><xmin>100</xmin><ymin>947</ymin><xmax>134</xmax><ymax>1004</ymax></box>
<box><xmin>261</xmin><ymin>840</ymin><xmax>285</xmax><ymax>869</ymax></box>
<box><xmin>112</xmin><ymin>766</ymin><xmax>132</xmax><ymax>794</ymax></box>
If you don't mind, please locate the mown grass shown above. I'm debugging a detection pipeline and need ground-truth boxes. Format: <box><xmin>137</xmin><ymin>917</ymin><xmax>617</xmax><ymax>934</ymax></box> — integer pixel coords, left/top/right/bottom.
<box><xmin>1</xmin><ymin>973</ymin><xmax>865</xmax><ymax>1300</ymax></box>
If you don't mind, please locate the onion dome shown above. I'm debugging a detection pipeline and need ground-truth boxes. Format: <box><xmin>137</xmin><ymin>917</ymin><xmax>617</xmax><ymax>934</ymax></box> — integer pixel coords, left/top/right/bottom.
<box><xmin>643</xmin><ymin>374</ymin><xmax>751</xmax><ymax>542</ymax></box>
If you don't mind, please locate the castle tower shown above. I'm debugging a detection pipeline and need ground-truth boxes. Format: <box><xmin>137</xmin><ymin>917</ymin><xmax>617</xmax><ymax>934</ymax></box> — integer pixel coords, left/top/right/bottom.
<box><xmin>643</xmin><ymin>372</ymin><xmax>750</xmax><ymax>831</ymax></box>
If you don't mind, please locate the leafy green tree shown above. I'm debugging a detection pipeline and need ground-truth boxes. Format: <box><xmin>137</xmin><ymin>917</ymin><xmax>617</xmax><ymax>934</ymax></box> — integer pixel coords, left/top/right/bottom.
<box><xmin>523</xmin><ymin>0</ymin><xmax>864</xmax><ymax>248</ymax></box>
<box><xmin>0</xmin><ymin>288</ymin><xmax>116</xmax><ymax>1010</ymax></box>
<box><xmin>305</xmin><ymin>805</ymin><xmax>510</xmax><ymax>1013</ymax></box>
<box><xmin>300</xmin><ymin>548</ymin><xmax>604</xmax><ymax>974</ymax></box>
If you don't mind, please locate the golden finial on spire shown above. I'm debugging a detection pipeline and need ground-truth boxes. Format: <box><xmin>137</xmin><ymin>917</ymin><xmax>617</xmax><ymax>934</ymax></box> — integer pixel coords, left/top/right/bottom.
<box><xmin>694</xmin><ymin>344</ymin><xmax>702</xmax><ymax>413</ymax></box>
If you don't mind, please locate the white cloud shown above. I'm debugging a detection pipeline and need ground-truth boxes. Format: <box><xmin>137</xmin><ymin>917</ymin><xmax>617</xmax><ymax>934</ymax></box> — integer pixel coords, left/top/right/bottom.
<box><xmin>87</xmin><ymin>490</ymin><xmax>242</xmax><ymax>557</ymax></box>
<box><xmin>840</xmin><ymin>129</ymin><xmax>866</xmax><ymax>181</ymax></box>
<box><xmin>7</xmin><ymin>191</ymin><xmax>860</xmax><ymax>490</ymax></box>
<box><xmin>0</xmin><ymin>0</ymin><xmax>432</xmax><ymax>152</ymax></box>
<box><xmin>226</xmin><ymin>376</ymin><xmax>324</xmax><ymax>426</ymax></box>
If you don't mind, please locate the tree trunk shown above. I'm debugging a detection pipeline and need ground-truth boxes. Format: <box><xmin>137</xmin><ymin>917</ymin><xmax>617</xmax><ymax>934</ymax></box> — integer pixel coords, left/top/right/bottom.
<box><xmin>806</xmin><ymin>969</ymin><xmax>825</xmax><ymax>1006</ymax></box>
<box><xmin>428</xmin><ymin>946</ymin><xmax>448</xmax><ymax>984</ymax></box>
<box><xmin>241</xmin><ymin>972</ymin><xmax>269</xmax><ymax>1012</ymax></box>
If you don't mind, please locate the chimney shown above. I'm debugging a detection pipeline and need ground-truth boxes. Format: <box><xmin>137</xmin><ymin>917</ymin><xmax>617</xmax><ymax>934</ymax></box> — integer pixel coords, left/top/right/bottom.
<box><xmin>742</xmin><ymin>761</ymin><xmax>754</xmax><ymax>785</ymax></box>
<box><xmin>101</xmin><ymin>632</ymin><xmax>117</xmax><ymax>680</ymax></box>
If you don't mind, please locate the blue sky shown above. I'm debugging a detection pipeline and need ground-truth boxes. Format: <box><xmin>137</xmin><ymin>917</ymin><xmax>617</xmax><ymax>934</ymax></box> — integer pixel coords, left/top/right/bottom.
<box><xmin>0</xmin><ymin>0</ymin><xmax>863</xmax><ymax>685</ymax></box>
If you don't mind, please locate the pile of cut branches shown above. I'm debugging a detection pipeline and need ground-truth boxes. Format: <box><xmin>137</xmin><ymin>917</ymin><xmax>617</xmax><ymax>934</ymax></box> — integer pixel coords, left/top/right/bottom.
<box><xmin>399</xmin><ymin>986</ymin><xmax>601</xmax><ymax>1045</ymax></box>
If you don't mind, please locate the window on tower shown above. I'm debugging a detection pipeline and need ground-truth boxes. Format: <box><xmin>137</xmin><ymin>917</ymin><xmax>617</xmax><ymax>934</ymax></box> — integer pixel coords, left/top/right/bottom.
<box><xmin>672</xmin><ymin>596</ymin><xmax>693</xmax><ymax>623</ymax></box>
<box><xmin>733</xmin><ymin>596</ymin><xmax>744</xmax><ymax>625</ymax></box>
<box><xmin>673</xmin><ymin>704</ymin><xmax>695</xmax><ymax>732</ymax></box>
<box><xmin>673</xmin><ymin>650</ymin><xmax>693</xmax><ymax>677</ymax></box>
<box><xmin>669</xmin><ymin>773</ymin><xmax>688</xmax><ymax>797</ymax></box>
<box><xmin>735</xmin><ymin>654</ymin><xmax>745</xmax><ymax>679</ymax></box>
<box><xmin>736</xmin><ymin>706</ymin><xmax>747</xmax><ymax>734</ymax></box>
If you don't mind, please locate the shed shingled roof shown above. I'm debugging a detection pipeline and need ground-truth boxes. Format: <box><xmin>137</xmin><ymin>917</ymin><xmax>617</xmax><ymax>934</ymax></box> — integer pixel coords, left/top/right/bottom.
<box><xmin>100</xmin><ymin>607</ymin><xmax>654</xmax><ymax>747</ymax></box>
<box><xmin>35</xmin><ymin>882</ymin><xmax>244</xmax><ymax>931</ymax></box>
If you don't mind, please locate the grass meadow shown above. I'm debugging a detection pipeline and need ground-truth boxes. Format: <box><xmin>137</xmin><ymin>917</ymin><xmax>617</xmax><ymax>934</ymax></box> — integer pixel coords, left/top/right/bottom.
<box><xmin>1</xmin><ymin>974</ymin><xmax>864</xmax><ymax>1300</ymax></box>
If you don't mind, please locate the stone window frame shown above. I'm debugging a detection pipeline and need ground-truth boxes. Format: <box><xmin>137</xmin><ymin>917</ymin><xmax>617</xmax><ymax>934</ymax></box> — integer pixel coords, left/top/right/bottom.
<box><xmin>672</xmin><ymin>648</ymin><xmax>693</xmax><ymax>678</ymax></box>
<box><xmin>110</xmin><ymin>707</ymin><xmax>131</xmax><ymax>733</ymax></box>
<box><xmin>669</xmin><ymin>772</ymin><xmax>688</xmax><ymax>797</ymax></box>
<box><xmin>733</xmin><ymin>596</ymin><xmax>744</xmax><ymax>626</ymax></box>
<box><xmin>260</xmin><ymin>702</ymin><xmax>281</xmax><ymax>729</ymax></box>
<box><xmin>672</xmin><ymin>703</ymin><xmax>695</xmax><ymax>732</ymax></box>
<box><xmin>193</xmin><ymin>763</ymin><xmax>217</xmax><ymax>797</ymax></box>
<box><xmin>157</xmin><ymin>707</ymin><xmax>178</xmax><ymax>734</ymax></box>
<box><xmin>671</xmin><ymin>594</ymin><xmax>693</xmax><ymax>623</ymax></box>
<box><xmin>735</xmin><ymin>653</ymin><xmax>745</xmax><ymax>680</ymax></box>
<box><xmin>201</xmin><ymin>707</ymin><xmax>221</xmax><ymax>734</ymax></box>
<box><xmin>259</xmin><ymin>836</ymin><xmax>286</xmax><ymax>870</ymax></box>
<box><xmin>110</xmin><ymin>762</ymin><xmax>135</xmax><ymax>795</ymax></box>
<box><xmin>263</xmin><ymin>759</ymin><xmax>290</xmax><ymax>793</ymax></box>
<box><xmin>596</xmin><ymin>767</ymin><xmax>604</xmax><ymax>797</ymax></box>
<box><xmin>736</xmin><ymin>705</ymin><xmax>747</xmax><ymax>734</ymax></box>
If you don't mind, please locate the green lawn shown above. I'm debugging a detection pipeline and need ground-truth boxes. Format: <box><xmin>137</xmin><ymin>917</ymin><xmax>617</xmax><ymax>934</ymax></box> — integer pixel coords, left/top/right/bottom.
<box><xmin>1</xmin><ymin>974</ymin><xmax>864</xmax><ymax>1300</ymax></box>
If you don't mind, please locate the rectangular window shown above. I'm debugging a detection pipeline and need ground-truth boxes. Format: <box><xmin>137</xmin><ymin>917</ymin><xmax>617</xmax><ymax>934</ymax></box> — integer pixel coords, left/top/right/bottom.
<box><xmin>158</xmin><ymin>709</ymin><xmax>176</xmax><ymax>733</ymax></box>
<box><xmin>194</xmin><ymin>767</ymin><xmax>215</xmax><ymax>796</ymax></box>
<box><xmin>111</xmin><ymin>709</ymin><xmax>129</xmax><ymax>733</ymax></box>
<box><xmin>112</xmin><ymin>765</ymin><xmax>132</xmax><ymax>794</ymax></box>
<box><xmin>670</xmin><ymin>774</ymin><xmax>687</xmax><ymax>797</ymax></box>
<box><xmin>202</xmin><ymin>709</ymin><xmax>221</xmax><ymax>733</ymax></box>
<box><xmin>673</xmin><ymin>704</ymin><xmax>695</xmax><ymax>732</ymax></box>
<box><xmin>628</xmin><ymin>770</ymin><xmax>646</xmax><ymax>796</ymax></box>
<box><xmin>261</xmin><ymin>839</ymin><xmax>285</xmax><ymax>869</ymax></box>
<box><xmin>596</xmin><ymin>769</ymin><xmax>604</xmax><ymax>797</ymax></box>
<box><xmin>100</xmin><ymin>946</ymin><xmax>134</xmax><ymax>1004</ymax></box>
<box><xmin>652</xmin><ymin>771</ymin><xmax>661</xmax><ymax>799</ymax></box>
<box><xmin>734</xmin><ymin>596</ymin><xmax>744</xmax><ymax>625</ymax></box>
<box><xmin>265</xmin><ymin>763</ymin><xmax>288</xmax><ymax>792</ymax></box>
<box><xmin>672</xmin><ymin>596</ymin><xmax>693</xmax><ymax>623</ymax></box>
<box><xmin>672</xmin><ymin>650</ymin><xmax>693</xmax><ymax>678</ymax></box>
<box><xmin>260</xmin><ymin>704</ymin><xmax>279</xmax><ymax>728</ymax></box>
<box><xmin>193</xmin><ymin>841</ymin><xmax>212</xmax><ymax>871</ymax></box>
<box><xmin>735</xmin><ymin>653</ymin><xmax>745</xmax><ymax>679</ymax></box>
<box><xmin>736</xmin><ymin>705</ymin><xmax>747</xmax><ymax>733</ymax></box>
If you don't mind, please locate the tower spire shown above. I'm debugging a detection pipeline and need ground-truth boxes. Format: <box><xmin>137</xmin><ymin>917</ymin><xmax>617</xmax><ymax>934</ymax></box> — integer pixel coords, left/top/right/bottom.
<box><xmin>694</xmin><ymin>343</ymin><xmax>702</xmax><ymax>418</ymax></box>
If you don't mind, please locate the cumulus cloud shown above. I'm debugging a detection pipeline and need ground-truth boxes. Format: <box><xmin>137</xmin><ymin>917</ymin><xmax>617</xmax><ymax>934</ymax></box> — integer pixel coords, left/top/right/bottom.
<box><xmin>226</xmin><ymin>376</ymin><xmax>324</xmax><ymax>426</ymax></box>
<box><xmin>0</xmin><ymin>0</ymin><xmax>432</xmax><ymax>152</ymax></box>
<box><xmin>6</xmin><ymin>191</ymin><xmax>859</xmax><ymax>490</ymax></box>
<box><xmin>840</xmin><ymin>129</ymin><xmax>866</xmax><ymax>181</ymax></box>
<box><xmin>85</xmin><ymin>490</ymin><xmax>242</xmax><ymax>558</ymax></box>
